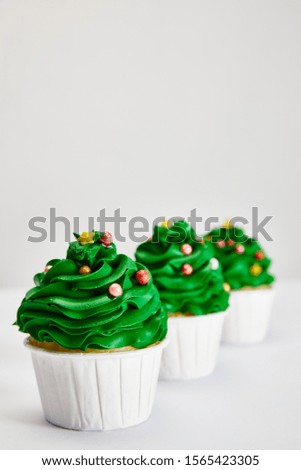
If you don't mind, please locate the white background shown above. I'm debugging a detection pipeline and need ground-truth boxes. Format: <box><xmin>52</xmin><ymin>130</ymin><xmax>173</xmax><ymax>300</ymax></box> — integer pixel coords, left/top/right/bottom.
<box><xmin>0</xmin><ymin>0</ymin><xmax>301</xmax><ymax>288</ymax></box>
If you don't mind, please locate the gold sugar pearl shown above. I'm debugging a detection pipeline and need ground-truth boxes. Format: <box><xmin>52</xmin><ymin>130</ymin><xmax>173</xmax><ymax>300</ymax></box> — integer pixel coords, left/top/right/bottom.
<box><xmin>223</xmin><ymin>282</ymin><xmax>231</xmax><ymax>293</ymax></box>
<box><xmin>79</xmin><ymin>265</ymin><xmax>92</xmax><ymax>275</ymax></box>
<box><xmin>249</xmin><ymin>264</ymin><xmax>263</xmax><ymax>276</ymax></box>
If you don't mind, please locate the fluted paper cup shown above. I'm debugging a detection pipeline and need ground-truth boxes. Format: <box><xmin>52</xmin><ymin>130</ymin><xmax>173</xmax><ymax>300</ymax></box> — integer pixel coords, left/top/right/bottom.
<box><xmin>159</xmin><ymin>312</ymin><xmax>227</xmax><ymax>380</ymax></box>
<box><xmin>222</xmin><ymin>288</ymin><xmax>275</xmax><ymax>344</ymax></box>
<box><xmin>25</xmin><ymin>338</ymin><xmax>168</xmax><ymax>431</ymax></box>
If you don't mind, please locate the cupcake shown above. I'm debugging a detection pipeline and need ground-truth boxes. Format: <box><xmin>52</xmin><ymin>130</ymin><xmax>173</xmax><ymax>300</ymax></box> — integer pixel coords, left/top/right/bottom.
<box><xmin>135</xmin><ymin>220</ymin><xmax>229</xmax><ymax>380</ymax></box>
<box><xmin>206</xmin><ymin>221</ymin><xmax>275</xmax><ymax>343</ymax></box>
<box><xmin>15</xmin><ymin>231</ymin><xmax>167</xmax><ymax>431</ymax></box>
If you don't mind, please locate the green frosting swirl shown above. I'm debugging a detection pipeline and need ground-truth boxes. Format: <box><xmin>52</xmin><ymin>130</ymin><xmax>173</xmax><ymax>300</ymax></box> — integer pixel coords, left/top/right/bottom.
<box><xmin>206</xmin><ymin>225</ymin><xmax>275</xmax><ymax>290</ymax></box>
<box><xmin>135</xmin><ymin>221</ymin><xmax>229</xmax><ymax>315</ymax></box>
<box><xmin>15</xmin><ymin>232</ymin><xmax>167</xmax><ymax>350</ymax></box>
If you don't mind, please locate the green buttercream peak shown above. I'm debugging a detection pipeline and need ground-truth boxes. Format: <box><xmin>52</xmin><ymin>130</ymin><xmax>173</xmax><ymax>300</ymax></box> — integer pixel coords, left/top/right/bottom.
<box><xmin>67</xmin><ymin>231</ymin><xmax>117</xmax><ymax>268</ymax></box>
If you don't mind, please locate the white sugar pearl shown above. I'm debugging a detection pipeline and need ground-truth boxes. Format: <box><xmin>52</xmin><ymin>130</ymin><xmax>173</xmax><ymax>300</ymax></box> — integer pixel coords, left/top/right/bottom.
<box><xmin>210</xmin><ymin>258</ymin><xmax>219</xmax><ymax>270</ymax></box>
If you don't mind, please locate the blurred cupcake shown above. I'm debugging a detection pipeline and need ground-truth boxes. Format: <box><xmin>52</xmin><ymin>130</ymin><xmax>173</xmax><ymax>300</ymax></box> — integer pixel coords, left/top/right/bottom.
<box><xmin>206</xmin><ymin>220</ymin><xmax>275</xmax><ymax>343</ymax></box>
<box><xmin>15</xmin><ymin>231</ymin><xmax>167</xmax><ymax>431</ymax></box>
<box><xmin>135</xmin><ymin>220</ymin><xmax>229</xmax><ymax>380</ymax></box>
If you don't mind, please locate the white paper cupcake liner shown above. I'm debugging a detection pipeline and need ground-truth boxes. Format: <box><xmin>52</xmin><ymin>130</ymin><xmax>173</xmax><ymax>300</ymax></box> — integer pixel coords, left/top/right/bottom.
<box><xmin>222</xmin><ymin>287</ymin><xmax>275</xmax><ymax>344</ymax></box>
<box><xmin>159</xmin><ymin>312</ymin><xmax>227</xmax><ymax>380</ymax></box>
<box><xmin>25</xmin><ymin>338</ymin><xmax>168</xmax><ymax>431</ymax></box>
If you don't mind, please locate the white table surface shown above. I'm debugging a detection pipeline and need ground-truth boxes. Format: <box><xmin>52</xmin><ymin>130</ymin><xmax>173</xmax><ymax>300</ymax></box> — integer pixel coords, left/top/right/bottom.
<box><xmin>1</xmin><ymin>281</ymin><xmax>301</xmax><ymax>450</ymax></box>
